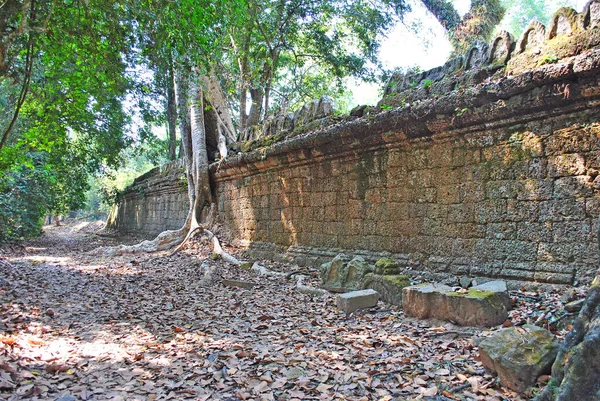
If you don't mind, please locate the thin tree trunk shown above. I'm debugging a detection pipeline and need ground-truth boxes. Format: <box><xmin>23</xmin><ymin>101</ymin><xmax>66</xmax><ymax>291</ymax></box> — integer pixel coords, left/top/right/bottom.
<box><xmin>166</xmin><ymin>60</ymin><xmax>178</xmax><ymax>161</ymax></box>
<box><xmin>247</xmin><ymin>87</ymin><xmax>264</xmax><ymax>128</ymax></box>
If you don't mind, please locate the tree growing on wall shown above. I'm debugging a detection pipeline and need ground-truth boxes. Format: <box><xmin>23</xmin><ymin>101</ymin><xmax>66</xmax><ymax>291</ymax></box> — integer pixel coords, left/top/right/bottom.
<box><xmin>421</xmin><ymin>0</ymin><xmax>505</xmax><ymax>53</ymax></box>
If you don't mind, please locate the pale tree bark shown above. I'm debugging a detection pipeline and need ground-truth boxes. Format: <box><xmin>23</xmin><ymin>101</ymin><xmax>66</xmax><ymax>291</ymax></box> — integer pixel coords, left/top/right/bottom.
<box><xmin>421</xmin><ymin>0</ymin><xmax>505</xmax><ymax>54</ymax></box>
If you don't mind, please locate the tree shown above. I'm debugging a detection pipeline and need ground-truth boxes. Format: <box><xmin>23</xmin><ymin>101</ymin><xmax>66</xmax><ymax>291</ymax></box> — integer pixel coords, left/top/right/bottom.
<box><xmin>0</xmin><ymin>0</ymin><xmax>134</xmax><ymax>240</ymax></box>
<box><xmin>421</xmin><ymin>0</ymin><xmax>505</xmax><ymax>53</ymax></box>
<box><xmin>223</xmin><ymin>0</ymin><xmax>409</xmax><ymax>132</ymax></box>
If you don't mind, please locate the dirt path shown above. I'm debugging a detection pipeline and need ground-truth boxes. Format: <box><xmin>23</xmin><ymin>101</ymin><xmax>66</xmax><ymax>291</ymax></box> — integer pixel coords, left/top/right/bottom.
<box><xmin>0</xmin><ymin>223</ymin><xmax>575</xmax><ymax>400</ymax></box>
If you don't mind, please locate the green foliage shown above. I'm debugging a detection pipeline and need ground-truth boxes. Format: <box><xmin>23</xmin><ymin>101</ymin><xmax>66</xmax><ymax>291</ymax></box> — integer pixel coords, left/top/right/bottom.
<box><xmin>0</xmin><ymin>147</ymin><xmax>90</xmax><ymax>241</ymax></box>
<box><xmin>537</xmin><ymin>54</ymin><xmax>558</xmax><ymax>66</ymax></box>
<box><xmin>455</xmin><ymin>107</ymin><xmax>468</xmax><ymax>117</ymax></box>
<box><xmin>422</xmin><ymin>79</ymin><xmax>433</xmax><ymax>89</ymax></box>
<box><xmin>84</xmin><ymin>148</ymin><xmax>161</xmax><ymax>217</ymax></box>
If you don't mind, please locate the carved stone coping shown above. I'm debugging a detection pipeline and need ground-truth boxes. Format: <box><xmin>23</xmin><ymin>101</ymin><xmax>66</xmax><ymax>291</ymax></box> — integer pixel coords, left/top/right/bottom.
<box><xmin>212</xmin><ymin>49</ymin><xmax>600</xmax><ymax>182</ymax></box>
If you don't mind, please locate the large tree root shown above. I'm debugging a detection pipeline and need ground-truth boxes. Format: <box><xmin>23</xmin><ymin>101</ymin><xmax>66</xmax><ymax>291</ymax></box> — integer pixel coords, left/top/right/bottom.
<box><xmin>534</xmin><ymin>285</ymin><xmax>600</xmax><ymax>401</ymax></box>
<box><xmin>90</xmin><ymin>224</ymin><xmax>241</xmax><ymax>267</ymax></box>
<box><xmin>89</xmin><ymin>228</ymin><xmax>188</xmax><ymax>257</ymax></box>
<box><xmin>251</xmin><ymin>262</ymin><xmax>328</xmax><ymax>297</ymax></box>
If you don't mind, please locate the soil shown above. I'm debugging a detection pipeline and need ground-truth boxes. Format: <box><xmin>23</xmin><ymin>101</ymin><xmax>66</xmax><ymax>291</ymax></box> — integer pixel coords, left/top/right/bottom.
<box><xmin>0</xmin><ymin>222</ymin><xmax>586</xmax><ymax>400</ymax></box>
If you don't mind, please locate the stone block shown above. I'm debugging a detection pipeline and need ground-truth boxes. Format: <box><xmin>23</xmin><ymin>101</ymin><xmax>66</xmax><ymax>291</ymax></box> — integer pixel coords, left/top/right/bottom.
<box><xmin>336</xmin><ymin>289</ymin><xmax>380</xmax><ymax>314</ymax></box>
<box><xmin>361</xmin><ymin>274</ymin><xmax>410</xmax><ymax>306</ymax></box>
<box><xmin>320</xmin><ymin>255</ymin><xmax>373</xmax><ymax>292</ymax></box>
<box><xmin>478</xmin><ymin>325</ymin><xmax>558</xmax><ymax>393</ymax></box>
<box><xmin>472</xmin><ymin>280</ymin><xmax>512</xmax><ymax>310</ymax></box>
<box><xmin>402</xmin><ymin>283</ymin><xmax>508</xmax><ymax>326</ymax></box>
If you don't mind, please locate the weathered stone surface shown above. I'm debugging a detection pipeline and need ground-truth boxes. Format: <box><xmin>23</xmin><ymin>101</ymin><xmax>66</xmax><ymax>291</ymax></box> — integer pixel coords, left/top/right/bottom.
<box><xmin>402</xmin><ymin>283</ymin><xmax>509</xmax><ymax>326</ymax></box>
<box><xmin>336</xmin><ymin>289</ymin><xmax>380</xmax><ymax>314</ymax></box>
<box><xmin>564</xmin><ymin>298</ymin><xmax>585</xmax><ymax>313</ymax></box>
<box><xmin>320</xmin><ymin>255</ymin><xmax>373</xmax><ymax>292</ymax></box>
<box><xmin>112</xmin><ymin>11</ymin><xmax>600</xmax><ymax>288</ymax></box>
<box><xmin>222</xmin><ymin>279</ymin><xmax>256</xmax><ymax>289</ymax></box>
<box><xmin>479</xmin><ymin>325</ymin><xmax>558</xmax><ymax>393</ymax></box>
<box><xmin>472</xmin><ymin>280</ymin><xmax>512</xmax><ymax>311</ymax></box>
<box><xmin>320</xmin><ymin>254</ymin><xmax>346</xmax><ymax>291</ymax></box>
<box><xmin>361</xmin><ymin>273</ymin><xmax>410</xmax><ymax>306</ymax></box>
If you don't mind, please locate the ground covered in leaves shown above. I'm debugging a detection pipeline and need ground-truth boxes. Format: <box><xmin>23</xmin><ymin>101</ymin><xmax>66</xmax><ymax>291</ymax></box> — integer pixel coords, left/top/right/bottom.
<box><xmin>0</xmin><ymin>222</ymin><xmax>587</xmax><ymax>401</ymax></box>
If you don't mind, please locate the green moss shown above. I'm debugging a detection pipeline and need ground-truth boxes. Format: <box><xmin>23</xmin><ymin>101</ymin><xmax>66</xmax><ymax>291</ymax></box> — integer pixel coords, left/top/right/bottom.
<box><xmin>375</xmin><ymin>258</ymin><xmax>399</xmax><ymax>270</ymax></box>
<box><xmin>382</xmin><ymin>274</ymin><xmax>410</xmax><ymax>287</ymax></box>
<box><xmin>446</xmin><ymin>288</ymin><xmax>495</xmax><ymax>298</ymax></box>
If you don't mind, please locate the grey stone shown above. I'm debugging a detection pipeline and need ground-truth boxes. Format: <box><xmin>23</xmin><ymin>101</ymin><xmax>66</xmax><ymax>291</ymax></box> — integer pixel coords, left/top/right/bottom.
<box><xmin>402</xmin><ymin>283</ymin><xmax>509</xmax><ymax>326</ymax></box>
<box><xmin>361</xmin><ymin>273</ymin><xmax>410</xmax><ymax>306</ymax></box>
<box><xmin>55</xmin><ymin>396</ymin><xmax>77</xmax><ymax>401</ymax></box>
<box><xmin>336</xmin><ymin>289</ymin><xmax>380</xmax><ymax>314</ymax></box>
<box><xmin>316</xmin><ymin>96</ymin><xmax>334</xmax><ymax>118</ymax></box>
<box><xmin>478</xmin><ymin>325</ymin><xmax>558</xmax><ymax>393</ymax></box>
<box><xmin>465</xmin><ymin>40</ymin><xmax>490</xmax><ymax>70</ymax></box>
<box><xmin>320</xmin><ymin>254</ymin><xmax>347</xmax><ymax>291</ymax></box>
<box><xmin>564</xmin><ymin>298</ymin><xmax>585</xmax><ymax>313</ymax></box>
<box><xmin>459</xmin><ymin>276</ymin><xmax>473</xmax><ymax>289</ymax></box>
<box><xmin>285</xmin><ymin>367</ymin><xmax>305</xmax><ymax>380</ymax></box>
<box><xmin>488</xmin><ymin>31</ymin><xmax>515</xmax><ymax>66</ymax></box>
<box><xmin>472</xmin><ymin>280</ymin><xmax>512</xmax><ymax>310</ymax></box>
<box><xmin>516</xmin><ymin>21</ymin><xmax>546</xmax><ymax>53</ymax></box>
<box><xmin>320</xmin><ymin>255</ymin><xmax>372</xmax><ymax>292</ymax></box>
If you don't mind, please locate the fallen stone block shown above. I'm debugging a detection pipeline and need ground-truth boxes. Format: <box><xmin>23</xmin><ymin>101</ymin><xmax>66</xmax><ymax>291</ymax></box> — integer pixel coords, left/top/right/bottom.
<box><xmin>478</xmin><ymin>325</ymin><xmax>558</xmax><ymax>393</ymax></box>
<box><xmin>472</xmin><ymin>280</ymin><xmax>512</xmax><ymax>310</ymax></box>
<box><xmin>336</xmin><ymin>289</ymin><xmax>379</xmax><ymax>314</ymax></box>
<box><xmin>222</xmin><ymin>279</ymin><xmax>256</xmax><ymax>289</ymax></box>
<box><xmin>361</xmin><ymin>273</ymin><xmax>410</xmax><ymax>306</ymax></box>
<box><xmin>321</xmin><ymin>254</ymin><xmax>372</xmax><ymax>292</ymax></box>
<box><xmin>402</xmin><ymin>283</ymin><xmax>509</xmax><ymax>326</ymax></box>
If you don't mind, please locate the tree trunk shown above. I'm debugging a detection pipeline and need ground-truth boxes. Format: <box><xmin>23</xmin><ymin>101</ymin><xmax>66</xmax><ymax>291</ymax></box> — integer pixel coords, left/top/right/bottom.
<box><xmin>247</xmin><ymin>87</ymin><xmax>264</xmax><ymax>128</ymax></box>
<box><xmin>166</xmin><ymin>61</ymin><xmax>178</xmax><ymax>161</ymax></box>
<box><xmin>421</xmin><ymin>0</ymin><xmax>505</xmax><ymax>54</ymax></box>
<box><xmin>92</xmin><ymin>69</ymin><xmax>240</xmax><ymax>262</ymax></box>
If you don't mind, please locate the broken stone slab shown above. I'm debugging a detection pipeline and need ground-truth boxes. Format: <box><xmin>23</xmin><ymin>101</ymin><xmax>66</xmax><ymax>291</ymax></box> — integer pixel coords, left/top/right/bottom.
<box><xmin>361</xmin><ymin>273</ymin><xmax>410</xmax><ymax>306</ymax></box>
<box><xmin>221</xmin><ymin>279</ymin><xmax>256</xmax><ymax>289</ymax></box>
<box><xmin>478</xmin><ymin>325</ymin><xmax>558</xmax><ymax>393</ymax></box>
<box><xmin>402</xmin><ymin>283</ymin><xmax>509</xmax><ymax>326</ymax></box>
<box><xmin>336</xmin><ymin>289</ymin><xmax>379</xmax><ymax>314</ymax></box>
<box><xmin>472</xmin><ymin>280</ymin><xmax>512</xmax><ymax>311</ymax></box>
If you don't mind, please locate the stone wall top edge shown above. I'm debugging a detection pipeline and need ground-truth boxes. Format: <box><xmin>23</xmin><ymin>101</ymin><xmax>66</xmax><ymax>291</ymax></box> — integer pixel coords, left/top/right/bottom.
<box><xmin>212</xmin><ymin>49</ymin><xmax>600</xmax><ymax>181</ymax></box>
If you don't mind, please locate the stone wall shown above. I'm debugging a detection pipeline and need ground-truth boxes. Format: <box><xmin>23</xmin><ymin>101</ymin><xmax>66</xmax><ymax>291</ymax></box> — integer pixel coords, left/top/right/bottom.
<box><xmin>111</xmin><ymin>2</ymin><xmax>600</xmax><ymax>285</ymax></box>
<box><xmin>106</xmin><ymin>160</ymin><xmax>189</xmax><ymax>236</ymax></box>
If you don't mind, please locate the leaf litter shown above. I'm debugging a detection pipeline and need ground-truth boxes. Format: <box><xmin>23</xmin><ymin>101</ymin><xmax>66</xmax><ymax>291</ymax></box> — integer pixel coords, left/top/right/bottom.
<box><xmin>0</xmin><ymin>222</ymin><xmax>585</xmax><ymax>400</ymax></box>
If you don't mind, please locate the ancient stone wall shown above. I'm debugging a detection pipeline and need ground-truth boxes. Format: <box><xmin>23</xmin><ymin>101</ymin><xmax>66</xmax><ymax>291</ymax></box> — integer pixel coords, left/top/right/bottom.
<box><xmin>112</xmin><ymin>2</ymin><xmax>600</xmax><ymax>285</ymax></box>
<box><xmin>106</xmin><ymin>160</ymin><xmax>189</xmax><ymax>236</ymax></box>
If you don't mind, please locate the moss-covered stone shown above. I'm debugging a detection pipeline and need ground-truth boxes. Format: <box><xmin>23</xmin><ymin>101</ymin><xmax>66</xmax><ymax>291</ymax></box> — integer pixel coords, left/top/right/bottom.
<box><xmin>361</xmin><ymin>273</ymin><xmax>410</xmax><ymax>306</ymax></box>
<box><xmin>374</xmin><ymin>257</ymin><xmax>401</xmax><ymax>275</ymax></box>
<box><xmin>479</xmin><ymin>325</ymin><xmax>558</xmax><ymax>393</ymax></box>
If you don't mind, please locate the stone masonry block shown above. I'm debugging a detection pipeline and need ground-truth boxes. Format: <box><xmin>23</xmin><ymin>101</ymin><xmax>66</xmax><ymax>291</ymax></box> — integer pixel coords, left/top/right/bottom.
<box><xmin>336</xmin><ymin>289</ymin><xmax>380</xmax><ymax>314</ymax></box>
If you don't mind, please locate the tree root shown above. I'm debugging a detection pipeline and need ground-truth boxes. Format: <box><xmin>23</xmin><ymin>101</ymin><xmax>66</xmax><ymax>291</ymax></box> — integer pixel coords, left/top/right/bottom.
<box><xmin>89</xmin><ymin>228</ymin><xmax>188</xmax><ymax>257</ymax></box>
<box><xmin>251</xmin><ymin>262</ymin><xmax>328</xmax><ymax>296</ymax></box>
<box><xmin>89</xmin><ymin>224</ymin><xmax>241</xmax><ymax>268</ymax></box>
